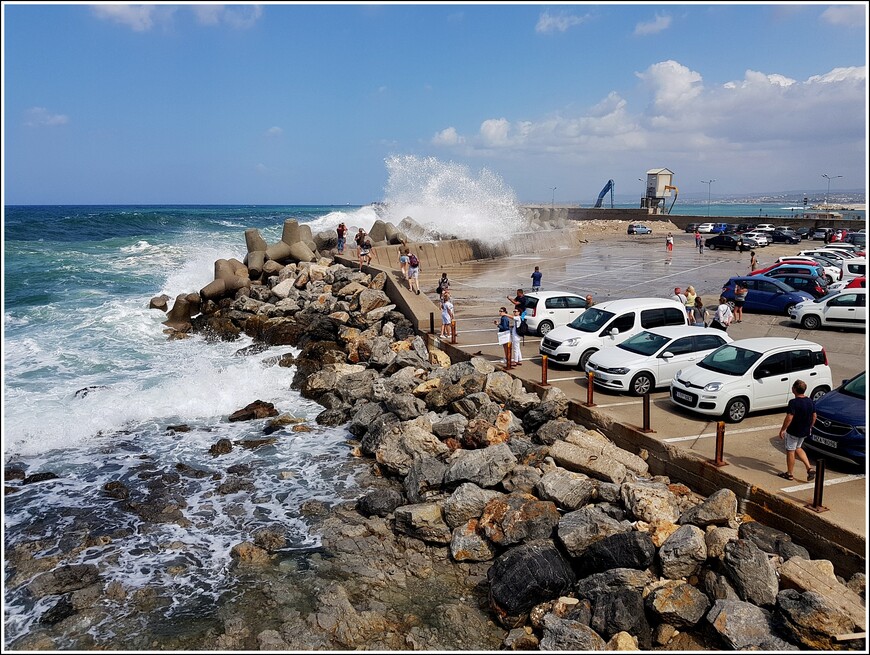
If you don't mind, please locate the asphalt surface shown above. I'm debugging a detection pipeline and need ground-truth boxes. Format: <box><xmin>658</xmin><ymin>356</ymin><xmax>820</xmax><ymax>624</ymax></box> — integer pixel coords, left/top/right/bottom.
<box><xmin>419</xmin><ymin>230</ymin><xmax>867</xmax><ymax>540</ymax></box>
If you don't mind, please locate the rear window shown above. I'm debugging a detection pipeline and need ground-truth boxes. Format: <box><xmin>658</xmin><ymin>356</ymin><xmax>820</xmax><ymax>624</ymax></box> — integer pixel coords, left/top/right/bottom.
<box><xmin>640</xmin><ymin>307</ymin><xmax>687</xmax><ymax>329</ymax></box>
<box><xmin>524</xmin><ymin>297</ymin><xmax>539</xmax><ymax>311</ymax></box>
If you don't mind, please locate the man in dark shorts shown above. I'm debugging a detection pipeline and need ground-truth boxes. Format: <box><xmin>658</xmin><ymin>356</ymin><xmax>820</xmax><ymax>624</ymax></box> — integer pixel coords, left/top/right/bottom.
<box><xmin>776</xmin><ymin>379</ymin><xmax>816</xmax><ymax>481</ymax></box>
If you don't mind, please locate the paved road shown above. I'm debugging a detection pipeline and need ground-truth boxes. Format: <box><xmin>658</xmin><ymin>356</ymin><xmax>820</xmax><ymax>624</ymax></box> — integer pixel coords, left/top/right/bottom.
<box><xmin>421</xmin><ymin>231</ymin><xmax>866</xmax><ymax>539</ymax></box>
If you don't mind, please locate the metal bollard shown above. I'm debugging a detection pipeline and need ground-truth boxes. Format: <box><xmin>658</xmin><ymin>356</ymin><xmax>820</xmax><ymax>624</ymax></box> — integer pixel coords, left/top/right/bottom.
<box><xmin>585</xmin><ymin>371</ymin><xmax>595</xmax><ymax>407</ymax></box>
<box><xmin>640</xmin><ymin>393</ymin><xmax>655</xmax><ymax>433</ymax></box>
<box><xmin>505</xmin><ymin>342</ymin><xmax>512</xmax><ymax>370</ymax></box>
<box><xmin>451</xmin><ymin>320</ymin><xmax>456</xmax><ymax>344</ymax></box>
<box><xmin>712</xmin><ymin>421</ymin><xmax>728</xmax><ymax>467</ymax></box>
<box><xmin>429</xmin><ymin>312</ymin><xmax>435</xmax><ymax>335</ymax></box>
<box><xmin>541</xmin><ymin>355</ymin><xmax>549</xmax><ymax>386</ymax></box>
<box><xmin>805</xmin><ymin>459</ymin><xmax>829</xmax><ymax>513</ymax></box>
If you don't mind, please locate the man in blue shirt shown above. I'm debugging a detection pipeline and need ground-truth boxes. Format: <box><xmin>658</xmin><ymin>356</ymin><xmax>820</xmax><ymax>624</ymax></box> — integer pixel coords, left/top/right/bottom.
<box><xmin>777</xmin><ymin>379</ymin><xmax>817</xmax><ymax>481</ymax></box>
<box><xmin>531</xmin><ymin>266</ymin><xmax>543</xmax><ymax>291</ymax></box>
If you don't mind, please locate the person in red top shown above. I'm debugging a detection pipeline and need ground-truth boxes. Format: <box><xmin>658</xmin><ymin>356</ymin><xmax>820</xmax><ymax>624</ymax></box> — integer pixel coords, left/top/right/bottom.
<box><xmin>336</xmin><ymin>222</ymin><xmax>347</xmax><ymax>254</ymax></box>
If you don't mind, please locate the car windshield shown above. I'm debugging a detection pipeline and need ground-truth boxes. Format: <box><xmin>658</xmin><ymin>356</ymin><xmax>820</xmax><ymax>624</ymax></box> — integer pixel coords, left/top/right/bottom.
<box><xmin>841</xmin><ymin>372</ymin><xmax>866</xmax><ymax>399</ymax></box>
<box><xmin>617</xmin><ymin>331</ymin><xmax>670</xmax><ymax>356</ymax></box>
<box><xmin>813</xmin><ymin>290</ymin><xmax>842</xmax><ymax>303</ymax></box>
<box><xmin>698</xmin><ymin>345</ymin><xmax>763</xmax><ymax>376</ymax></box>
<box><xmin>567</xmin><ymin>307</ymin><xmax>614</xmax><ymax>332</ymax></box>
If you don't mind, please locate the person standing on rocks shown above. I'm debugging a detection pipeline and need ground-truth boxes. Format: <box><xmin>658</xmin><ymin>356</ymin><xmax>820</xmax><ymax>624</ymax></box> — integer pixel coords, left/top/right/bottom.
<box><xmin>407</xmin><ymin>250</ymin><xmax>421</xmax><ymax>295</ymax></box>
<box><xmin>336</xmin><ymin>222</ymin><xmax>347</xmax><ymax>255</ymax></box>
<box><xmin>777</xmin><ymin>379</ymin><xmax>817</xmax><ymax>481</ymax></box>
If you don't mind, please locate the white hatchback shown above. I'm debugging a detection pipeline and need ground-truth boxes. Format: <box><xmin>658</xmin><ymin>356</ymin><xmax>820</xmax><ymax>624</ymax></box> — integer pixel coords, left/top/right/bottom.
<box><xmin>669</xmin><ymin>337</ymin><xmax>833</xmax><ymax>423</ymax></box>
<box><xmin>789</xmin><ymin>288</ymin><xmax>867</xmax><ymax>330</ymax></box>
<box><xmin>522</xmin><ymin>291</ymin><xmax>590</xmax><ymax>336</ymax></box>
<box><xmin>742</xmin><ymin>231</ymin><xmax>769</xmax><ymax>246</ymax></box>
<box><xmin>697</xmin><ymin>223</ymin><xmax>716</xmax><ymax>233</ymax></box>
<box><xmin>585</xmin><ymin>326</ymin><xmax>732</xmax><ymax>395</ymax></box>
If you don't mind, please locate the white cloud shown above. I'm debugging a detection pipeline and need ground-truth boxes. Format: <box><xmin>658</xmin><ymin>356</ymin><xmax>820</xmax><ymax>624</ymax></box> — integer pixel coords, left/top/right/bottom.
<box><xmin>256</xmin><ymin>163</ymin><xmax>268</xmax><ymax>173</ymax></box>
<box><xmin>433</xmin><ymin>61</ymin><xmax>864</xmax><ymax>184</ymax></box>
<box><xmin>634</xmin><ymin>13</ymin><xmax>672</xmax><ymax>36</ymax></box>
<box><xmin>432</xmin><ymin>127</ymin><xmax>464</xmax><ymax>146</ymax></box>
<box><xmin>91</xmin><ymin>5</ymin><xmax>161</xmax><ymax>32</ymax></box>
<box><xmin>821</xmin><ymin>5</ymin><xmax>866</xmax><ymax>28</ymax></box>
<box><xmin>535</xmin><ymin>11</ymin><xmax>590</xmax><ymax>34</ymax></box>
<box><xmin>266</xmin><ymin>127</ymin><xmax>283</xmax><ymax>137</ymax></box>
<box><xmin>93</xmin><ymin>4</ymin><xmax>262</xmax><ymax>32</ymax></box>
<box><xmin>24</xmin><ymin>107</ymin><xmax>69</xmax><ymax>127</ymax></box>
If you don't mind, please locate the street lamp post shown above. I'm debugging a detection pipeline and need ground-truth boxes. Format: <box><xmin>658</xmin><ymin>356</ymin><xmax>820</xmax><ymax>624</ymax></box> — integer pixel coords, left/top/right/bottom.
<box><xmin>551</xmin><ymin>186</ymin><xmax>557</xmax><ymax>211</ymax></box>
<box><xmin>821</xmin><ymin>174</ymin><xmax>842</xmax><ymax>208</ymax></box>
<box><xmin>701</xmin><ymin>180</ymin><xmax>715</xmax><ymax>216</ymax></box>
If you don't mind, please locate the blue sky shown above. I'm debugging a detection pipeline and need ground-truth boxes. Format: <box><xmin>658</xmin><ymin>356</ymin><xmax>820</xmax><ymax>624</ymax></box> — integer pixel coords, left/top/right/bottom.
<box><xmin>2</xmin><ymin>2</ymin><xmax>867</xmax><ymax>205</ymax></box>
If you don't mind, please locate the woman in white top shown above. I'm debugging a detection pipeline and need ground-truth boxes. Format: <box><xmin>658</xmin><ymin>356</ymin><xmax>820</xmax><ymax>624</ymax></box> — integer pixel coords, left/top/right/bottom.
<box><xmin>510</xmin><ymin>308</ymin><xmax>523</xmax><ymax>365</ymax></box>
<box><xmin>710</xmin><ymin>296</ymin><xmax>734</xmax><ymax>331</ymax></box>
<box><xmin>440</xmin><ymin>292</ymin><xmax>454</xmax><ymax>338</ymax></box>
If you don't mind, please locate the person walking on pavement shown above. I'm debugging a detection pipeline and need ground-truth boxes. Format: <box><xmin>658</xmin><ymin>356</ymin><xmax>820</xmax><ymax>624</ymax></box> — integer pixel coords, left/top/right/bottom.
<box><xmin>530</xmin><ymin>266</ymin><xmax>543</xmax><ymax>292</ymax></box>
<box><xmin>399</xmin><ymin>249</ymin><xmax>411</xmax><ymax>285</ymax></box>
<box><xmin>440</xmin><ymin>291</ymin><xmax>454</xmax><ymax>339</ymax></box>
<box><xmin>494</xmin><ymin>307</ymin><xmax>512</xmax><ymax>365</ymax></box>
<box><xmin>666</xmin><ymin>232</ymin><xmax>674</xmax><ymax>252</ymax></box>
<box><xmin>777</xmin><ymin>379</ymin><xmax>817</xmax><ymax>481</ymax></box>
<box><xmin>407</xmin><ymin>250</ymin><xmax>421</xmax><ymax>294</ymax></box>
<box><xmin>749</xmin><ymin>250</ymin><xmax>758</xmax><ymax>272</ymax></box>
<box><xmin>684</xmin><ymin>286</ymin><xmax>697</xmax><ymax>319</ymax></box>
<box><xmin>690</xmin><ymin>296</ymin><xmax>707</xmax><ymax>327</ymax></box>
<box><xmin>510</xmin><ymin>308</ymin><xmax>523</xmax><ymax>366</ymax></box>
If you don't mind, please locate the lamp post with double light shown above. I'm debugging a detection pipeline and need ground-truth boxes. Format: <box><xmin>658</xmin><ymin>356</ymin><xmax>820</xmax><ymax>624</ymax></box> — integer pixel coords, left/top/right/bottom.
<box><xmin>701</xmin><ymin>179</ymin><xmax>715</xmax><ymax>216</ymax></box>
<box><xmin>821</xmin><ymin>174</ymin><xmax>842</xmax><ymax>208</ymax></box>
<box><xmin>551</xmin><ymin>186</ymin><xmax>557</xmax><ymax>211</ymax></box>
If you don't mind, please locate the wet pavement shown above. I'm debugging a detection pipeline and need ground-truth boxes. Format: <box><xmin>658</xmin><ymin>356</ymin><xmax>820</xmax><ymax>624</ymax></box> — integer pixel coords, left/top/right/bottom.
<box><xmin>418</xmin><ymin>230</ymin><xmax>867</xmax><ymax>543</ymax></box>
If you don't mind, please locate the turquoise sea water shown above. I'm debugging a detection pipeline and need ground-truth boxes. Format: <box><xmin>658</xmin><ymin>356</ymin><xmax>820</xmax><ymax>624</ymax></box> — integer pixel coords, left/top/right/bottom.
<box><xmin>2</xmin><ymin>195</ymin><xmax>866</xmax><ymax>647</ymax></box>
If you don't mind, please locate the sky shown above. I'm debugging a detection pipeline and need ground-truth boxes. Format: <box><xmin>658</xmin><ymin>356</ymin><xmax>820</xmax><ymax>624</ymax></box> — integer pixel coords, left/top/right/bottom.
<box><xmin>2</xmin><ymin>2</ymin><xmax>868</xmax><ymax>205</ymax></box>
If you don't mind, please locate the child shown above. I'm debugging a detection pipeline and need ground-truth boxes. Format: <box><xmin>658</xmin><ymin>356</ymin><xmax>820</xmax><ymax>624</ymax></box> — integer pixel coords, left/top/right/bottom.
<box><xmin>436</xmin><ymin>273</ymin><xmax>450</xmax><ymax>297</ymax></box>
<box><xmin>440</xmin><ymin>292</ymin><xmax>454</xmax><ymax>339</ymax></box>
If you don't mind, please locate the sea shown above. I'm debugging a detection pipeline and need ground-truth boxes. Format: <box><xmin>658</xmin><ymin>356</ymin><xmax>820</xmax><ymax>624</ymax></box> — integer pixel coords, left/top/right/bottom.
<box><xmin>2</xmin><ymin>154</ymin><xmax>866</xmax><ymax>648</ymax></box>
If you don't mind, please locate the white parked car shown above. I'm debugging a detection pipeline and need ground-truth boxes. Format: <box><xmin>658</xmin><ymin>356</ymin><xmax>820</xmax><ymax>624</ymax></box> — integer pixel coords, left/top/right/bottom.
<box><xmin>522</xmin><ymin>291</ymin><xmax>590</xmax><ymax>336</ymax></box>
<box><xmin>839</xmin><ymin>257</ymin><xmax>866</xmax><ymax>282</ymax></box>
<box><xmin>584</xmin><ymin>326</ymin><xmax>732</xmax><ymax>395</ymax></box>
<box><xmin>670</xmin><ymin>338</ymin><xmax>833</xmax><ymax>423</ymax></box>
<box><xmin>697</xmin><ymin>223</ymin><xmax>716</xmax><ymax>233</ymax></box>
<box><xmin>539</xmin><ymin>297</ymin><xmax>689</xmax><ymax>368</ymax></box>
<box><xmin>798</xmin><ymin>248</ymin><xmax>850</xmax><ymax>263</ymax></box>
<box><xmin>755</xmin><ymin>224</ymin><xmax>776</xmax><ymax>232</ymax></box>
<box><xmin>789</xmin><ymin>288</ymin><xmax>867</xmax><ymax>330</ymax></box>
<box><xmin>742</xmin><ymin>231</ymin><xmax>769</xmax><ymax>246</ymax></box>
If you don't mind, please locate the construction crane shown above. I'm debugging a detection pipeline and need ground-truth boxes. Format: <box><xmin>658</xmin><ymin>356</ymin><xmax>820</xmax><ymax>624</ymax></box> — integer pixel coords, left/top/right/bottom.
<box><xmin>594</xmin><ymin>179</ymin><xmax>614</xmax><ymax>208</ymax></box>
<box><xmin>664</xmin><ymin>185</ymin><xmax>679</xmax><ymax>214</ymax></box>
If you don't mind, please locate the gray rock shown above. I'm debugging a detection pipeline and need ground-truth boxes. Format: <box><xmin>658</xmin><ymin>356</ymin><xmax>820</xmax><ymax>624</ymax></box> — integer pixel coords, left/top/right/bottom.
<box><xmin>722</xmin><ymin>539</ymin><xmax>779</xmax><ymax>607</ymax></box>
<box><xmin>535</xmin><ymin>468</ymin><xmax>597</xmax><ymax>511</ymax></box>
<box><xmin>539</xmin><ymin>614</ymin><xmax>607</xmax><ymax>650</ymax></box>
<box><xmin>479</xmin><ymin>493</ymin><xmax>560</xmax><ymax>546</ymax></box>
<box><xmin>394</xmin><ymin>502</ymin><xmax>451</xmax><ymax>544</ymax></box>
<box><xmin>659</xmin><ymin>524</ymin><xmax>708</xmax><ymax>579</ymax></box>
<box><xmin>621</xmin><ymin>479</ymin><xmax>681</xmax><ymax>524</ymax></box>
<box><xmin>357</xmin><ymin>488</ymin><xmax>405</xmax><ymax>517</ymax></box>
<box><xmin>705</xmin><ymin>599</ymin><xmax>781</xmax><ymax>650</ymax></box>
<box><xmin>432</xmin><ymin>413</ymin><xmax>468</xmax><ymax>440</ymax></box>
<box><xmin>28</xmin><ymin>564</ymin><xmax>101</xmax><ymax>598</ymax></box>
<box><xmin>575</xmin><ymin>531</ymin><xmax>656</xmax><ymax>575</ymax></box>
<box><xmin>590</xmin><ymin>589</ymin><xmax>651</xmax><ymax>647</ymax></box>
<box><xmin>678</xmin><ymin>488</ymin><xmax>737</xmax><ymax>527</ymax></box>
<box><xmin>383</xmin><ymin>393</ymin><xmax>426</xmax><ymax>421</ymax></box>
<box><xmin>574</xmin><ymin>568</ymin><xmax>655</xmax><ymax>602</ymax></box>
<box><xmin>738</xmin><ymin>521</ymin><xmax>809</xmax><ymax>560</ymax></box>
<box><xmin>533</xmin><ymin>418</ymin><xmax>574</xmax><ymax>445</ymax></box>
<box><xmin>776</xmin><ymin>588</ymin><xmax>857</xmax><ymax>651</ymax></box>
<box><xmin>449</xmin><ymin>520</ymin><xmax>497</xmax><ymax>562</ymax></box>
<box><xmin>557</xmin><ymin>506</ymin><xmax>632</xmax><ymax>558</ymax></box>
<box><xmin>441</xmin><ymin>483</ymin><xmax>503</xmax><ymax>529</ymax></box>
<box><xmin>404</xmin><ymin>455</ymin><xmax>447</xmax><ymax>503</ymax></box>
<box><xmin>703</xmin><ymin>568</ymin><xmax>740</xmax><ymax>601</ymax></box>
<box><xmin>646</xmin><ymin>581</ymin><xmax>711</xmax><ymax>627</ymax></box>
<box><xmin>443</xmin><ymin>442</ymin><xmax>517</xmax><ymax>489</ymax></box>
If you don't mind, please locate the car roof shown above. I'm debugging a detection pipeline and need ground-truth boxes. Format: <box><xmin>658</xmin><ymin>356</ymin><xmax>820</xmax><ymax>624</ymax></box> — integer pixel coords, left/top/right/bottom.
<box><xmin>641</xmin><ymin>325</ymin><xmax>724</xmax><ymax>338</ymax></box>
<box><xmin>524</xmin><ymin>291</ymin><xmax>583</xmax><ymax>300</ymax></box>
<box><xmin>594</xmin><ymin>297</ymin><xmax>686</xmax><ymax>311</ymax></box>
<box><xmin>728</xmin><ymin>337</ymin><xmax>825</xmax><ymax>352</ymax></box>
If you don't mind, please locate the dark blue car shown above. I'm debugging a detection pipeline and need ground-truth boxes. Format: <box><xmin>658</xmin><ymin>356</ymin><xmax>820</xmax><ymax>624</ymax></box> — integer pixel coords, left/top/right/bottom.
<box><xmin>805</xmin><ymin>371</ymin><xmax>866</xmax><ymax>468</ymax></box>
<box><xmin>722</xmin><ymin>276</ymin><xmax>814</xmax><ymax>315</ymax></box>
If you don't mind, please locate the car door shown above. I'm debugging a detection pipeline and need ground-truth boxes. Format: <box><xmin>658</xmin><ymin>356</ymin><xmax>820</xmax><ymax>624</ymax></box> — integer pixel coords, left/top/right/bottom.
<box><xmin>543</xmin><ymin>296</ymin><xmax>568</xmax><ymax>326</ymax></box>
<box><xmin>600</xmin><ymin>312</ymin><xmax>636</xmax><ymax>344</ymax></box>
<box><xmin>656</xmin><ymin>336</ymin><xmax>702</xmax><ymax>384</ymax></box>
<box><xmin>752</xmin><ymin>351</ymin><xmax>792</xmax><ymax>409</ymax></box>
<box><xmin>823</xmin><ymin>292</ymin><xmax>865</xmax><ymax>326</ymax></box>
<box><xmin>784</xmin><ymin>348</ymin><xmax>824</xmax><ymax>399</ymax></box>
<box><xmin>564</xmin><ymin>296</ymin><xmax>587</xmax><ymax>323</ymax></box>
<box><xmin>743</xmin><ymin>279</ymin><xmax>773</xmax><ymax>311</ymax></box>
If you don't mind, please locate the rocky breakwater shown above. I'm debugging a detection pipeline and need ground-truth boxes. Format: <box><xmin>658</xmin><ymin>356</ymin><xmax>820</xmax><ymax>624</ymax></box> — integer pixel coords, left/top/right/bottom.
<box><xmin>143</xmin><ymin>249</ymin><xmax>868</xmax><ymax>650</ymax></box>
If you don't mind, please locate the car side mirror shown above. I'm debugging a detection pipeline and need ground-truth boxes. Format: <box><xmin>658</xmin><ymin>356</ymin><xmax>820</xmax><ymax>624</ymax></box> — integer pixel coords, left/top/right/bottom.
<box><xmin>660</xmin><ymin>351</ymin><xmax>674</xmax><ymax>359</ymax></box>
<box><xmin>756</xmin><ymin>369</ymin><xmax>770</xmax><ymax>378</ymax></box>
<box><xmin>609</xmin><ymin>328</ymin><xmax>619</xmax><ymax>338</ymax></box>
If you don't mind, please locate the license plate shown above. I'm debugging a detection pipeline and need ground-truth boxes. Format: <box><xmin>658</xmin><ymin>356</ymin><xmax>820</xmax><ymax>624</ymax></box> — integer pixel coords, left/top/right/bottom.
<box><xmin>674</xmin><ymin>390</ymin><xmax>693</xmax><ymax>402</ymax></box>
<box><xmin>811</xmin><ymin>435</ymin><xmax>837</xmax><ymax>448</ymax></box>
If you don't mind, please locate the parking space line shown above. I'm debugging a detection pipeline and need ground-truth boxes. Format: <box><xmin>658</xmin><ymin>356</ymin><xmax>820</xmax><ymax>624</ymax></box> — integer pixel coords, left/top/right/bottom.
<box><xmin>664</xmin><ymin>424</ymin><xmax>781</xmax><ymax>443</ymax></box>
<box><xmin>547</xmin><ymin>376</ymin><xmax>584</xmax><ymax>382</ymax></box>
<box><xmin>595</xmin><ymin>400</ymin><xmax>644</xmax><ymax>407</ymax></box>
<box><xmin>782</xmin><ymin>474</ymin><xmax>865</xmax><ymax>492</ymax></box>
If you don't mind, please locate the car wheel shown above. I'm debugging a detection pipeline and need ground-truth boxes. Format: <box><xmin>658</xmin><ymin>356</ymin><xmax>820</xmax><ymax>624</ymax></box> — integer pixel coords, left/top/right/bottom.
<box><xmin>825</xmin><ymin>275</ymin><xmax>833</xmax><ymax>284</ymax></box>
<box><xmin>723</xmin><ymin>397</ymin><xmax>749</xmax><ymax>423</ymax></box>
<box><xmin>579</xmin><ymin>349</ymin><xmax>597</xmax><ymax>370</ymax></box>
<box><xmin>708</xmin><ymin>243</ymin><xmax>715</xmax><ymax>250</ymax></box>
<box><xmin>630</xmin><ymin>372</ymin><xmax>654</xmax><ymax>396</ymax></box>
<box><xmin>810</xmin><ymin>385</ymin><xmax>830</xmax><ymax>402</ymax></box>
<box><xmin>538</xmin><ymin>321</ymin><xmax>554</xmax><ymax>336</ymax></box>
<box><xmin>801</xmin><ymin>314</ymin><xmax>821</xmax><ymax>330</ymax></box>
<box><xmin>784</xmin><ymin>303</ymin><xmax>797</xmax><ymax>316</ymax></box>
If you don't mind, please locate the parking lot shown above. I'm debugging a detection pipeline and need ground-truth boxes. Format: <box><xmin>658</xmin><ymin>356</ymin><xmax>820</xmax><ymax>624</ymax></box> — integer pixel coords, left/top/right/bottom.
<box><xmin>424</xmin><ymin>230</ymin><xmax>866</xmax><ymax>538</ymax></box>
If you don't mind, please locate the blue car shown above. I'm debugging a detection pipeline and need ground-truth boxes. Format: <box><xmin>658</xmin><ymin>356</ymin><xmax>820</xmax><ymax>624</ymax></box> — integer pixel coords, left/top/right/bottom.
<box><xmin>805</xmin><ymin>371</ymin><xmax>866</xmax><ymax>468</ymax></box>
<box><xmin>627</xmin><ymin>224</ymin><xmax>652</xmax><ymax>235</ymax></box>
<box><xmin>722</xmin><ymin>276</ymin><xmax>814</xmax><ymax>315</ymax></box>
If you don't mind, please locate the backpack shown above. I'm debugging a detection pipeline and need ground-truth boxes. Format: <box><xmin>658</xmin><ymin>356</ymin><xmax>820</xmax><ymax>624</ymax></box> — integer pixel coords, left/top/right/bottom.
<box><xmin>517</xmin><ymin>320</ymin><xmax>529</xmax><ymax>337</ymax></box>
<box><xmin>408</xmin><ymin>253</ymin><xmax>419</xmax><ymax>267</ymax></box>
